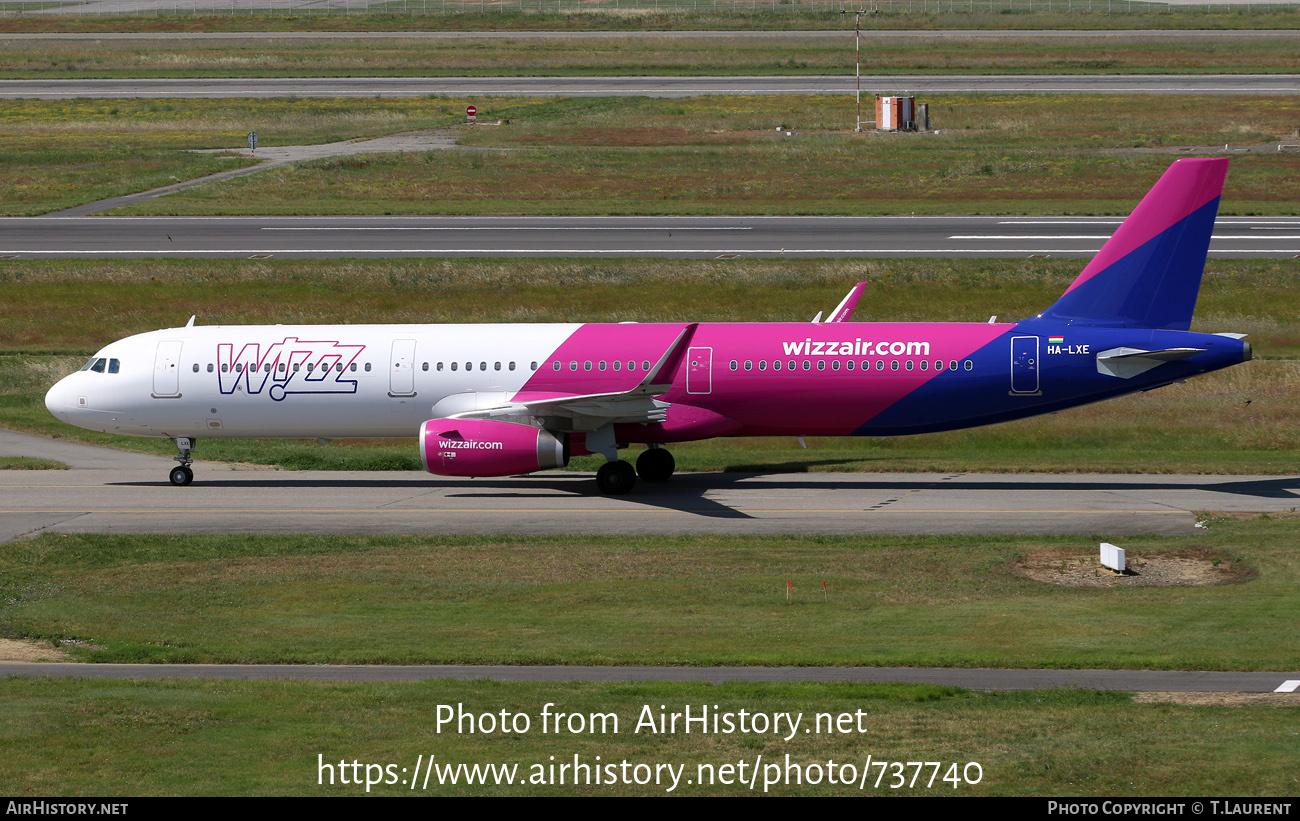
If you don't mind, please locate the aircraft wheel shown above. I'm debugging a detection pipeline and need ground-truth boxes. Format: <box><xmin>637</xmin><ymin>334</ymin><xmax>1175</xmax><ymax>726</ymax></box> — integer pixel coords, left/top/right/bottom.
<box><xmin>635</xmin><ymin>448</ymin><xmax>675</xmax><ymax>482</ymax></box>
<box><xmin>596</xmin><ymin>460</ymin><xmax>637</xmax><ymax>495</ymax></box>
<box><xmin>169</xmin><ymin>466</ymin><xmax>194</xmax><ymax>487</ymax></box>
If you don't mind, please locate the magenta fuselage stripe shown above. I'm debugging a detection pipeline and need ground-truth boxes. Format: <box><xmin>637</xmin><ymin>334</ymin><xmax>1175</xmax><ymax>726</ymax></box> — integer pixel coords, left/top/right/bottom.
<box><xmin>1063</xmin><ymin>158</ymin><xmax>1228</xmax><ymax>295</ymax></box>
<box><xmin>517</xmin><ymin>321</ymin><xmax>1012</xmax><ymax>437</ymax></box>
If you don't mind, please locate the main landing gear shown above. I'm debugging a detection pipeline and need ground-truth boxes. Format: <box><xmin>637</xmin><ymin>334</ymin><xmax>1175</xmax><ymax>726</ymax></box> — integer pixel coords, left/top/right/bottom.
<box><xmin>169</xmin><ymin>437</ymin><xmax>194</xmax><ymax>486</ymax></box>
<box><xmin>635</xmin><ymin>446</ymin><xmax>675</xmax><ymax>483</ymax></box>
<box><xmin>595</xmin><ymin>446</ymin><xmax>677</xmax><ymax>495</ymax></box>
<box><xmin>596</xmin><ymin>459</ymin><xmax>636</xmax><ymax>495</ymax></box>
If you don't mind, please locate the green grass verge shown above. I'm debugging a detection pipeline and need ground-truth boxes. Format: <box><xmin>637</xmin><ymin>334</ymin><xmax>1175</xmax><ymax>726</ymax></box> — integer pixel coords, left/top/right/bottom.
<box><xmin>3</xmin><ymin>257</ymin><xmax>1297</xmax><ymax>474</ymax></box>
<box><xmin>3</xmin><ymin>519</ymin><xmax>1297</xmax><ymax>669</ymax></box>
<box><xmin>2</xmin><ymin>678</ymin><xmax>1296</xmax><ymax>796</ymax></box>
<box><xmin>0</xmin><ymin>456</ymin><xmax>66</xmax><ymax>469</ymax></box>
<box><xmin>5</xmin><ymin>32</ymin><xmax>1300</xmax><ymax>78</ymax></box>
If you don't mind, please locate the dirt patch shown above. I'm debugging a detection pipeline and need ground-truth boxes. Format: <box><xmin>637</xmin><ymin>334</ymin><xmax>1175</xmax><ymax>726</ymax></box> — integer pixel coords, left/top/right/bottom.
<box><xmin>0</xmin><ymin>638</ymin><xmax>74</xmax><ymax>662</ymax></box>
<box><xmin>1134</xmin><ymin>692</ymin><xmax>1300</xmax><ymax>707</ymax></box>
<box><xmin>1010</xmin><ymin>546</ymin><xmax>1250</xmax><ymax>588</ymax></box>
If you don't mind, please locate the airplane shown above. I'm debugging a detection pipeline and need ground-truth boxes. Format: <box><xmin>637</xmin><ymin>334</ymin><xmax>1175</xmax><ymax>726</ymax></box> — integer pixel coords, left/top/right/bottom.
<box><xmin>45</xmin><ymin>158</ymin><xmax>1251</xmax><ymax>494</ymax></box>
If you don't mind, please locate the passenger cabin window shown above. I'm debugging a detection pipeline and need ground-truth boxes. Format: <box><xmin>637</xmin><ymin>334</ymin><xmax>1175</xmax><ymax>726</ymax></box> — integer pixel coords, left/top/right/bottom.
<box><xmin>192</xmin><ymin>364</ymin><xmax>199</xmax><ymax>373</ymax></box>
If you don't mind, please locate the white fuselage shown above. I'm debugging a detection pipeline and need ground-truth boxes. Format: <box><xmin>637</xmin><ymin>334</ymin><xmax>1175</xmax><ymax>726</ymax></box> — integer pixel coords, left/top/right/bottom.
<box><xmin>45</xmin><ymin>324</ymin><xmax>581</xmax><ymax>439</ymax></box>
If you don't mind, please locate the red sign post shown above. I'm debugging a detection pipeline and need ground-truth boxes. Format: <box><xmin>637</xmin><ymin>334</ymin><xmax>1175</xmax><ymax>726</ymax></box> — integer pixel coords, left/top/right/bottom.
<box><xmin>466</xmin><ymin>105</ymin><xmax>477</xmax><ymax>123</ymax></box>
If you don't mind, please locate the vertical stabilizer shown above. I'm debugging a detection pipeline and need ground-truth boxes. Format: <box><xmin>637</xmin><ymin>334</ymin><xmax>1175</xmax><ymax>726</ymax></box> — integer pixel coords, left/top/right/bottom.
<box><xmin>1037</xmin><ymin>158</ymin><xmax>1228</xmax><ymax>330</ymax></box>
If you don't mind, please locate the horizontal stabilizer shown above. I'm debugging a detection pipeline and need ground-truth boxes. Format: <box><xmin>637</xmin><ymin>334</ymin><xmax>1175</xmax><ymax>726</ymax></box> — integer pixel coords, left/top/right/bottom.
<box><xmin>1096</xmin><ymin>346</ymin><xmax>1205</xmax><ymax>379</ymax></box>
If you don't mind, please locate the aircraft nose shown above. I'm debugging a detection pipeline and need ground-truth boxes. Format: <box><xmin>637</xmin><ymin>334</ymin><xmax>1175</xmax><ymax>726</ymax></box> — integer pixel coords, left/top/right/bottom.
<box><xmin>45</xmin><ymin>376</ymin><xmax>79</xmax><ymax>420</ymax></box>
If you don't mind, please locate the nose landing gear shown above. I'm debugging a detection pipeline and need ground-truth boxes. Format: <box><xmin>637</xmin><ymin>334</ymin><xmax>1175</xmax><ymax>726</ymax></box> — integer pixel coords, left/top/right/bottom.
<box><xmin>169</xmin><ymin>437</ymin><xmax>195</xmax><ymax>486</ymax></box>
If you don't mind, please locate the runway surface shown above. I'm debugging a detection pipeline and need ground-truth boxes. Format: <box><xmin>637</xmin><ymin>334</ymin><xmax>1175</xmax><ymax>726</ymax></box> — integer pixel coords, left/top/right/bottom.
<box><xmin>3</xmin><ymin>661</ymin><xmax>1297</xmax><ymax>693</ymax></box>
<box><xmin>6</xmin><ymin>214</ymin><xmax>1300</xmax><ymax>258</ymax></box>
<box><xmin>3</xmin><ymin>432</ymin><xmax>1298</xmax><ymax>542</ymax></box>
<box><xmin>4</xmin><ymin>74</ymin><xmax>1299</xmax><ymax>98</ymax></box>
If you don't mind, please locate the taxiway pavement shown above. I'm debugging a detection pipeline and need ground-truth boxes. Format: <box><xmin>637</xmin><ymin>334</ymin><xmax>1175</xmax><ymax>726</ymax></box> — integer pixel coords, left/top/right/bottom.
<box><xmin>3</xmin><ymin>431</ymin><xmax>1297</xmax><ymax>543</ymax></box>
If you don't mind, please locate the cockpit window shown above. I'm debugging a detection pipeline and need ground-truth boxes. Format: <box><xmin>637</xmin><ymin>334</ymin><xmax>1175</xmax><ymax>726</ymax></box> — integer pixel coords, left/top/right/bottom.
<box><xmin>108</xmin><ymin>359</ymin><xmax>119</xmax><ymax>374</ymax></box>
<box><xmin>89</xmin><ymin>358</ymin><xmax>106</xmax><ymax>373</ymax></box>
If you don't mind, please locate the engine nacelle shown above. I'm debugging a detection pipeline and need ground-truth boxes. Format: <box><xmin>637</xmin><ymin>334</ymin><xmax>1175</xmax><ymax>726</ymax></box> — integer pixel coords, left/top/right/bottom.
<box><xmin>419</xmin><ymin>418</ymin><xmax>568</xmax><ymax>478</ymax></box>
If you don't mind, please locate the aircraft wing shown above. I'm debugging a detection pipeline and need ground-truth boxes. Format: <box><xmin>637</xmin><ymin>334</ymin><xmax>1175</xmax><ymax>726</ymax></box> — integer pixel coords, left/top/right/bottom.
<box><xmin>445</xmin><ymin>323</ymin><xmax>699</xmax><ymax>430</ymax></box>
<box><xmin>1095</xmin><ymin>346</ymin><xmax>1206</xmax><ymax>379</ymax></box>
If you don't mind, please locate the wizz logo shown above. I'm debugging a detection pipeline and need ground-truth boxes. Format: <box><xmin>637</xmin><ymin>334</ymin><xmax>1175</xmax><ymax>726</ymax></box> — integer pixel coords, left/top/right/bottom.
<box><xmin>216</xmin><ymin>338</ymin><xmax>366</xmax><ymax>401</ymax></box>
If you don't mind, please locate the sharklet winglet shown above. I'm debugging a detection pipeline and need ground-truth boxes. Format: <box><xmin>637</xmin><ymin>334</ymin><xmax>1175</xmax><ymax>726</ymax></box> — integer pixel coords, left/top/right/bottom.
<box><xmin>826</xmin><ymin>282</ymin><xmax>868</xmax><ymax>323</ymax></box>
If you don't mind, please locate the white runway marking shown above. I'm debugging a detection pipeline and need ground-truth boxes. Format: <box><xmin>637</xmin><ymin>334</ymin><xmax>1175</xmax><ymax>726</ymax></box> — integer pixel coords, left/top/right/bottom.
<box><xmin>1276</xmin><ymin>680</ymin><xmax>1300</xmax><ymax>693</ymax></box>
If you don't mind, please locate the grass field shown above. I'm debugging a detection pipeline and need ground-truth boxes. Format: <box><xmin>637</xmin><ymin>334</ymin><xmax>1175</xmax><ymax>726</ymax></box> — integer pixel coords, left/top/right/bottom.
<box><xmin>2</xmin><ymin>678</ymin><xmax>1296</xmax><ymax>796</ymax></box>
<box><xmin>1</xmin><ymin>95</ymin><xmax>1296</xmax><ymax>217</ymax></box>
<box><xmin>2</xmin><ymin>518</ymin><xmax>1297</xmax><ymax>669</ymax></box>
<box><xmin>2</xmin><ymin>257</ymin><xmax>1297</xmax><ymax>474</ymax></box>
<box><xmin>5</xmin><ymin>32</ymin><xmax>1300</xmax><ymax>78</ymax></box>
<box><xmin>0</xmin><ymin>97</ymin><xmax>477</xmax><ymax>215</ymax></box>
<box><xmin>4</xmin><ymin>5</ymin><xmax>1300</xmax><ymax>32</ymax></box>
<box><xmin>110</xmin><ymin>95</ymin><xmax>1300</xmax><ymax>217</ymax></box>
